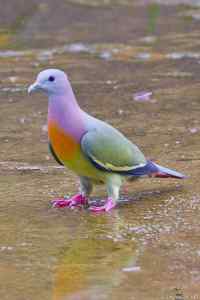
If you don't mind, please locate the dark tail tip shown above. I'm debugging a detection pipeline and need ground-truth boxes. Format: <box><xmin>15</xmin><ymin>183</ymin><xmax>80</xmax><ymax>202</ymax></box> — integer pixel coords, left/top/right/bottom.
<box><xmin>152</xmin><ymin>162</ymin><xmax>187</xmax><ymax>179</ymax></box>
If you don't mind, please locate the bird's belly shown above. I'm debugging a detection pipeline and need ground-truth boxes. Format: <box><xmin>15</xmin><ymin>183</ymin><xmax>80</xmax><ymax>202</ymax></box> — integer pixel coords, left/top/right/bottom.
<box><xmin>48</xmin><ymin>122</ymin><xmax>105</xmax><ymax>180</ymax></box>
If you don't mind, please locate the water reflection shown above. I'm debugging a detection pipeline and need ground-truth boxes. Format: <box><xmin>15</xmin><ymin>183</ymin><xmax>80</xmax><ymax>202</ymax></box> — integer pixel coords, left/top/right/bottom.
<box><xmin>52</xmin><ymin>238</ymin><xmax>137</xmax><ymax>300</ymax></box>
<box><xmin>52</xmin><ymin>212</ymin><xmax>139</xmax><ymax>300</ymax></box>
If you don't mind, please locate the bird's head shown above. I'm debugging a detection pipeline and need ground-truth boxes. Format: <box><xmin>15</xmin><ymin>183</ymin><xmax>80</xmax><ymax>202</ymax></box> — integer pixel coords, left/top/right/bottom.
<box><xmin>28</xmin><ymin>69</ymin><xmax>69</xmax><ymax>96</ymax></box>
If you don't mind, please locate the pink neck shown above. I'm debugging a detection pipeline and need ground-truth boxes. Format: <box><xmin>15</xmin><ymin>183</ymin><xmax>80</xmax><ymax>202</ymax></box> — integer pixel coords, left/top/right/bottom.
<box><xmin>48</xmin><ymin>88</ymin><xmax>85</xmax><ymax>140</ymax></box>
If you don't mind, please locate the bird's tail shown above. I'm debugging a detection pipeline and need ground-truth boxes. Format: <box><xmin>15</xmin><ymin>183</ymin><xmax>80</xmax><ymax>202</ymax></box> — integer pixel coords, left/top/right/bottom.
<box><xmin>125</xmin><ymin>160</ymin><xmax>187</xmax><ymax>179</ymax></box>
<box><xmin>150</xmin><ymin>162</ymin><xmax>187</xmax><ymax>179</ymax></box>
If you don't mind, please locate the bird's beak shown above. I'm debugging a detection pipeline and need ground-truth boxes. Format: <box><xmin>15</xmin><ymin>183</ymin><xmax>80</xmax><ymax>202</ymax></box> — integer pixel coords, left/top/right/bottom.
<box><xmin>28</xmin><ymin>81</ymin><xmax>42</xmax><ymax>94</ymax></box>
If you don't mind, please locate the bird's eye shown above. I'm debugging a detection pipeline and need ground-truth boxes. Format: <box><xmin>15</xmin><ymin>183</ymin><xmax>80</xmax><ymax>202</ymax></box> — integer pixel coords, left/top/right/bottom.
<box><xmin>48</xmin><ymin>76</ymin><xmax>55</xmax><ymax>82</ymax></box>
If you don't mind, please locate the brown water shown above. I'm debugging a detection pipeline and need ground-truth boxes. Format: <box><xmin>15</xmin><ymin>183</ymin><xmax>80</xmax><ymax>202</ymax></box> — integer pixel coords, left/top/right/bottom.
<box><xmin>0</xmin><ymin>1</ymin><xmax>200</xmax><ymax>299</ymax></box>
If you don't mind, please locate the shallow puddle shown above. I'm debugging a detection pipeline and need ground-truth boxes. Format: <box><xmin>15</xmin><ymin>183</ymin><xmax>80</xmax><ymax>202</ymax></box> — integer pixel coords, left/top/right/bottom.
<box><xmin>0</xmin><ymin>1</ymin><xmax>200</xmax><ymax>299</ymax></box>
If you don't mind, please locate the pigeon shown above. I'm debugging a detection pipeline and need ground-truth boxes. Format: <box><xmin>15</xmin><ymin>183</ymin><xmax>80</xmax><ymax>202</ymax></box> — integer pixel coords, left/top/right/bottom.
<box><xmin>28</xmin><ymin>69</ymin><xmax>186</xmax><ymax>212</ymax></box>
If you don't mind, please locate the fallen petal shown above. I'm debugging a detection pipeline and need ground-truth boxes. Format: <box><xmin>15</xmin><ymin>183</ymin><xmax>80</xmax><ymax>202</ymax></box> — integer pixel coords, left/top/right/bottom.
<box><xmin>133</xmin><ymin>91</ymin><xmax>153</xmax><ymax>102</ymax></box>
<box><xmin>122</xmin><ymin>266</ymin><xmax>141</xmax><ymax>272</ymax></box>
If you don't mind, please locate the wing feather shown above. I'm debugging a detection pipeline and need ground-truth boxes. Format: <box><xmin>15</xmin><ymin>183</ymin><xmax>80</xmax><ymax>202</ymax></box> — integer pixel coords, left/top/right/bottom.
<box><xmin>81</xmin><ymin>129</ymin><xmax>146</xmax><ymax>173</ymax></box>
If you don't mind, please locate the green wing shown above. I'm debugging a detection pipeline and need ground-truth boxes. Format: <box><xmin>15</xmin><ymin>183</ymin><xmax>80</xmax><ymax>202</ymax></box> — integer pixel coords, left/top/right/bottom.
<box><xmin>81</xmin><ymin>129</ymin><xmax>146</xmax><ymax>173</ymax></box>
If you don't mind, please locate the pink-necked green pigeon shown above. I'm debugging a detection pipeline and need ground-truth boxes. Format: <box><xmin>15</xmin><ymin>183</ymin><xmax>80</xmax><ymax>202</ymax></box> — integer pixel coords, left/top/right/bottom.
<box><xmin>28</xmin><ymin>69</ymin><xmax>186</xmax><ymax>212</ymax></box>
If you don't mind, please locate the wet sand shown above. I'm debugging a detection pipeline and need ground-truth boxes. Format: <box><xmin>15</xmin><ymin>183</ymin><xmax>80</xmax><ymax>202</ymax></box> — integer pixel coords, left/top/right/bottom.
<box><xmin>0</xmin><ymin>1</ymin><xmax>200</xmax><ymax>299</ymax></box>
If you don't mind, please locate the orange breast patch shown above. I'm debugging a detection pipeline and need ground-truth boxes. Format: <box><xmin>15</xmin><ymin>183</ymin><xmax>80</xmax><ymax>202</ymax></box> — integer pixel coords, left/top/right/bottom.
<box><xmin>48</xmin><ymin>121</ymin><xmax>79</xmax><ymax>161</ymax></box>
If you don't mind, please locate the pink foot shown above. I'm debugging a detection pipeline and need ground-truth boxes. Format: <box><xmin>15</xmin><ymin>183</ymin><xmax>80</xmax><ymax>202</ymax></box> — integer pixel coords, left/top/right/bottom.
<box><xmin>52</xmin><ymin>194</ymin><xmax>87</xmax><ymax>208</ymax></box>
<box><xmin>89</xmin><ymin>197</ymin><xmax>116</xmax><ymax>213</ymax></box>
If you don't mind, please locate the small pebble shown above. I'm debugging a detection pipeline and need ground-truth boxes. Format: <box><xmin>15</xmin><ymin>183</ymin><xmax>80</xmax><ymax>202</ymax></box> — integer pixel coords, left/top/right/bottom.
<box><xmin>1</xmin><ymin>246</ymin><xmax>13</xmax><ymax>251</ymax></box>
<box><xmin>9</xmin><ymin>76</ymin><xmax>18</xmax><ymax>83</ymax></box>
<box><xmin>42</xmin><ymin>124</ymin><xmax>48</xmax><ymax>132</ymax></box>
<box><xmin>100</xmin><ymin>51</ymin><xmax>112</xmax><ymax>60</ymax></box>
<box><xmin>118</xmin><ymin>109</ymin><xmax>124</xmax><ymax>115</ymax></box>
<box><xmin>189</xmin><ymin>128</ymin><xmax>199</xmax><ymax>134</ymax></box>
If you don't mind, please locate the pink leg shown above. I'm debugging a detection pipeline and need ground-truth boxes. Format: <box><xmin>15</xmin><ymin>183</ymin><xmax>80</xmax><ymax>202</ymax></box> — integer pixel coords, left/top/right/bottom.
<box><xmin>89</xmin><ymin>197</ymin><xmax>116</xmax><ymax>213</ymax></box>
<box><xmin>52</xmin><ymin>193</ymin><xmax>87</xmax><ymax>208</ymax></box>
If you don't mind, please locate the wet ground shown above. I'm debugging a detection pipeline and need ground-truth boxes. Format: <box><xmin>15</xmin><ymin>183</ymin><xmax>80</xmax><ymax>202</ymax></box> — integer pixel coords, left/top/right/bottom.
<box><xmin>1</xmin><ymin>0</ymin><xmax>200</xmax><ymax>299</ymax></box>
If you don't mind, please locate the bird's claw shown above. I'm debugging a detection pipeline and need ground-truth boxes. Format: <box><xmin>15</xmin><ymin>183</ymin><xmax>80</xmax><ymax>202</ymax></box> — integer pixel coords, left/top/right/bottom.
<box><xmin>89</xmin><ymin>197</ymin><xmax>116</xmax><ymax>213</ymax></box>
<box><xmin>52</xmin><ymin>194</ymin><xmax>87</xmax><ymax>208</ymax></box>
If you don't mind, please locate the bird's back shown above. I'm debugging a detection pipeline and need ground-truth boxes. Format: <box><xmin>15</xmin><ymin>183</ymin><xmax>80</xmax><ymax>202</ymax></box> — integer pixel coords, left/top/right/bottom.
<box><xmin>82</xmin><ymin>111</ymin><xmax>147</xmax><ymax>168</ymax></box>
